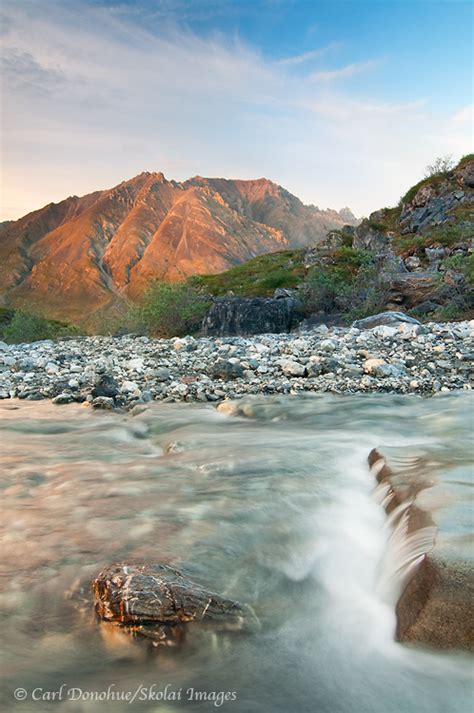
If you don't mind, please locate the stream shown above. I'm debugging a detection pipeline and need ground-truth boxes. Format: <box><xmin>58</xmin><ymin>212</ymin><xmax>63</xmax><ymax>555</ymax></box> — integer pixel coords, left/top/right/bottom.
<box><xmin>0</xmin><ymin>393</ymin><xmax>472</xmax><ymax>712</ymax></box>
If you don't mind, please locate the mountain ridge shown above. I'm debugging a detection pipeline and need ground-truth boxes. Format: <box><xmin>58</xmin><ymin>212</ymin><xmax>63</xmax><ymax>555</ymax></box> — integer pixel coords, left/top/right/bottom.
<box><xmin>0</xmin><ymin>172</ymin><xmax>357</xmax><ymax>321</ymax></box>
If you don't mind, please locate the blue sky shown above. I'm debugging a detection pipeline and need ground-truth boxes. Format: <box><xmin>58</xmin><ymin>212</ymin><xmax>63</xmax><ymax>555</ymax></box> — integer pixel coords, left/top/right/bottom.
<box><xmin>1</xmin><ymin>0</ymin><xmax>472</xmax><ymax>219</ymax></box>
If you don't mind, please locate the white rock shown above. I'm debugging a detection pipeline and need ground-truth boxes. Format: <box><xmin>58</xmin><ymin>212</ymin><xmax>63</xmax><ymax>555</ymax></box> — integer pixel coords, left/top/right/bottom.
<box><xmin>364</xmin><ymin>358</ymin><xmax>386</xmax><ymax>374</ymax></box>
<box><xmin>319</xmin><ymin>339</ymin><xmax>337</xmax><ymax>352</ymax></box>
<box><xmin>371</xmin><ymin>325</ymin><xmax>398</xmax><ymax>339</ymax></box>
<box><xmin>280</xmin><ymin>360</ymin><xmax>306</xmax><ymax>377</ymax></box>
<box><xmin>121</xmin><ymin>380</ymin><xmax>139</xmax><ymax>393</ymax></box>
<box><xmin>127</xmin><ymin>357</ymin><xmax>145</xmax><ymax>370</ymax></box>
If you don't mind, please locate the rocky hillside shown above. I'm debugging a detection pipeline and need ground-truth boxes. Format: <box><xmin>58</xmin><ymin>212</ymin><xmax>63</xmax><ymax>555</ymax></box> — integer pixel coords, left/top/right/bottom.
<box><xmin>195</xmin><ymin>154</ymin><xmax>473</xmax><ymax>329</ymax></box>
<box><xmin>348</xmin><ymin>153</ymin><xmax>473</xmax><ymax>317</ymax></box>
<box><xmin>0</xmin><ymin>173</ymin><xmax>356</xmax><ymax>322</ymax></box>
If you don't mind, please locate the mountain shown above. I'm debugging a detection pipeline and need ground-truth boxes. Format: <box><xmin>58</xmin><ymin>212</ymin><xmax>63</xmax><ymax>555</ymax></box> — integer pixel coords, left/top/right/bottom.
<box><xmin>0</xmin><ymin>172</ymin><xmax>357</xmax><ymax>322</ymax></box>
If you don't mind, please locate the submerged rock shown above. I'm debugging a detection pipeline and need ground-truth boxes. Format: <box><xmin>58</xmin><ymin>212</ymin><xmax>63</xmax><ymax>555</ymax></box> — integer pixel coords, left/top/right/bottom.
<box><xmin>92</xmin><ymin>563</ymin><xmax>259</xmax><ymax>646</ymax></box>
<box><xmin>369</xmin><ymin>447</ymin><xmax>474</xmax><ymax>652</ymax></box>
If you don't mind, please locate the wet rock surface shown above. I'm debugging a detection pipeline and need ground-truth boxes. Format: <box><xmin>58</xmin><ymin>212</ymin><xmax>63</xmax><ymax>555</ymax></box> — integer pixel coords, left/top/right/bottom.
<box><xmin>93</xmin><ymin>563</ymin><xmax>258</xmax><ymax>646</ymax></box>
<box><xmin>369</xmin><ymin>447</ymin><xmax>474</xmax><ymax>651</ymax></box>
<box><xmin>0</xmin><ymin>319</ymin><xmax>472</xmax><ymax>407</ymax></box>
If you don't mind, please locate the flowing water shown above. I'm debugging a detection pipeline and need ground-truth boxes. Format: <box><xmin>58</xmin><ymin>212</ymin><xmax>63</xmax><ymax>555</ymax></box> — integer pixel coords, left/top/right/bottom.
<box><xmin>0</xmin><ymin>393</ymin><xmax>473</xmax><ymax>713</ymax></box>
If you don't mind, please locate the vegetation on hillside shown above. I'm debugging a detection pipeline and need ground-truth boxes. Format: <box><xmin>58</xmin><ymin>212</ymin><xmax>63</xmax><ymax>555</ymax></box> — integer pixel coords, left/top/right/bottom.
<box><xmin>189</xmin><ymin>249</ymin><xmax>306</xmax><ymax>297</ymax></box>
<box><xmin>133</xmin><ymin>281</ymin><xmax>211</xmax><ymax>338</ymax></box>
<box><xmin>300</xmin><ymin>249</ymin><xmax>387</xmax><ymax>322</ymax></box>
<box><xmin>424</xmin><ymin>155</ymin><xmax>456</xmax><ymax>178</ymax></box>
<box><xmin>393</xmin><ymin>224</ymin><xmax>473</xmax><ymax>258</ymax></box>
<box><xmin>0</xmin><ymin>308</ymin><xmax>79</xmax><ymax>344</ymax></box>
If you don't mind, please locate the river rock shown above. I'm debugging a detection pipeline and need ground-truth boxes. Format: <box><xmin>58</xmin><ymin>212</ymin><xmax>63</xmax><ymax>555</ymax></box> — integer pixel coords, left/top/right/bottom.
<box><xmin>211</xmin><ymin>359</ymin><xmax>244</xmax><ymax>380</ymax></box>
<box><xmin>369</xmin><ymin>447</ymin><xmax>474</xmax><ymax>651</ymax></box>
<box><xmin>279</xmin><ymin>360</ymin><xmax>306</xmax><ymax>377</ymax></box>
<box><xmin>91</xmin><ymin>375</ymin><xmax>120</xmax><ymax>399</ymax></box>
<box><xmin>0</xmin><ymin>320</ymin><xmax>472</xmax><ymax>407</ymax></box>
<box><xmin>92</xmin><ymin>563</ymin><xmax>259</xmax><ymax>646</ymax></box>
<box><xmin>364</xmin><ymin>358</ymin><xmax>386</xmax><ymax>374</ymax></box>
<box><xmin>92</xmin><ymin>396</ymin><xmax>115</xmax><ymax>409</ymax></box>
<box><xmin>353</xmin><ymin>311</ymin><xmax>421</xmax><ymax>330</ymax></box>
<box><xmin>52</xmin><ymin>392</ymin><xmax>74</xmax><ymax>405</ymax></box>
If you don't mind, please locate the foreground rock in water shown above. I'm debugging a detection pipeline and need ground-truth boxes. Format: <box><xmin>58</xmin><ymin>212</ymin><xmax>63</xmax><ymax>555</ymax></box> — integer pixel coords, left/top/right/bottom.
<box><xmin>0</xmin><ymin>319</ymin><xmax>472</xmax><ymax>406</ymax></box>
<box><xmin>369</xmin><ymin>448</ymin><xmax>474</xmax><ymax>651</ymax></box>
<box><xmin>93</xmin><ymin>563</ymin><xmax>258</xmax><ymax>646</ymax></box>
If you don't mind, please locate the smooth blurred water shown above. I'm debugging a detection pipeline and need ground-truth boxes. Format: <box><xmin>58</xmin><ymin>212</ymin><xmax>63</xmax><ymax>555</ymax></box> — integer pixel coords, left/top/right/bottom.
<box><xmin>0</xmin><ymin>393</ymin><xmax>473</xmax><ymax>713</ymax></box>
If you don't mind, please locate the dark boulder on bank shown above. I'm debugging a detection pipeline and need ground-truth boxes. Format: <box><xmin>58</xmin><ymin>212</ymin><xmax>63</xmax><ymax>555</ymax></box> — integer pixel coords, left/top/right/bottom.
<box><xmin>202</xmin><ymin>296</ymin><xmax>302</xmax><ymax>337</ymax></box>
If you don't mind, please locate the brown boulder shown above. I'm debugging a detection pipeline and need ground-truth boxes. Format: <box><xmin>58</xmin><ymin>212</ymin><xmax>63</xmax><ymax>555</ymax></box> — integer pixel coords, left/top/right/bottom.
<box><xmin>369</xmin><ymin>447</ymin><xmax>474</xmax><ymax>651</ymax></box>
<box><xmin>382</xmin><ymin>272</ymin><xmax>438</xmax><ymax>308</ymax></box>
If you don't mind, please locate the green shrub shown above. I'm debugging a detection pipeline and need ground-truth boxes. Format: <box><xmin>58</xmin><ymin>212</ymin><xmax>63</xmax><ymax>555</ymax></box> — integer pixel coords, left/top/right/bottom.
<box><xmin>301</xmin><ymin>269</ymin><xmax>349</xmax><ymax>313</ymax></box>
<box><xmin>136</xmin><ymin>281</ymin><xmax>211</xmax><ymax>338</ymax></box>
<box><xmin>394</xmin><ymin>224</ymin><xmax>472</xmax><ymax>257</ymax></box>
<box><xmin>424</xmin><ymin>155</ymin><xmax>455</xmax><ymax>178</ymax></box>
<box><xmin>301</xmin><ymin>256</ymin><xmax>386</xmax><ymax>320</ymax></box>
<box><xmin>430</xmin><ymin>303</ymin><xmax>466</xmax><ymax>322</ymax></box>
<box><xmin>331</xmin><ymin>246</ymin><xmax>373</xmax><ymax>271</ymax></box>
<box><xmin>401</xmin><ymin>174</ymin><xmax>449</xmax><ymax>206</ymax></box>
<box><xmin>441</xmin><ymin>253</ymin><xmax>474</xmax><ymax>287</ymax></box>
<box><xmin>400</xmin><ymin>154</ymin><xmax>471</xmax><ymax>207</ymax></box>
<box><xmin>343</xmin><ymin>264</ymin><xmax>389</xmax><ymax>322</ymax></box>
<box><xmin>2</xmin><ymin>311</ymin><xmax>79</xmax><ymax>344</ymax></box>
<box><xmin>457</xmin><ymin>153</ymin><xmax>474</xmax><ymax>169</ymax></box>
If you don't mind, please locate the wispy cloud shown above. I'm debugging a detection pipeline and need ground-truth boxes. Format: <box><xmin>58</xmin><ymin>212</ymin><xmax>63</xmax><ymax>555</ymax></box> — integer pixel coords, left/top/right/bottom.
<box><xmin>277</xmin><ymin>42</ymin><xmax>340</xmax><ymax>67</ymax></box>
<box><xmin>452</xmin><ymin>104</ymin><xmax>473</xmax><ymax>124</ymax></box>
<box><xmin>0</xmin><ymin>0</ymin><xmax>471</xmax><ymax>220</ymax></box>
<box><xmin>309</xmin><ymin>60</ymin><xmax>379</xmax><ymax>82</ymax></box>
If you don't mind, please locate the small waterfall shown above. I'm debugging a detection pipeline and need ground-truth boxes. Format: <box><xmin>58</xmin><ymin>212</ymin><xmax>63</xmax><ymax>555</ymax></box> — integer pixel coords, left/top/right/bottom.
<box><xmin>370</xmin><ymin>454</ymin><xmax>438</xmax><ymax>606</ymax></box>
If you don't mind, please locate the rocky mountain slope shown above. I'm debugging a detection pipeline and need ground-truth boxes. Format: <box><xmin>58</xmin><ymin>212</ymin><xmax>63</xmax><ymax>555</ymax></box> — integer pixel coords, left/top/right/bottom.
<box><xmin>346</xmin><ymin>153</ymin><xmax>473</xmax><ymax>316</ymax></box>
<box><xmin>0</xmin><ymin>173</ymin><xmax>356</xmax><ymax>321</ymax></box>
<box><xmin>189</xmin><ymin>155</ymin><xmax>473</xmax><ymax>335</ymax></box>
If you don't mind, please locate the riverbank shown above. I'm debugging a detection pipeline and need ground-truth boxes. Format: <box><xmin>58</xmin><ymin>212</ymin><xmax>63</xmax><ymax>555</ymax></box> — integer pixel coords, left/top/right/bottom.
<box><xmin>0</xmin><ymin>319</ymin><xmax>472</xmax><ymax>408</ymax></box>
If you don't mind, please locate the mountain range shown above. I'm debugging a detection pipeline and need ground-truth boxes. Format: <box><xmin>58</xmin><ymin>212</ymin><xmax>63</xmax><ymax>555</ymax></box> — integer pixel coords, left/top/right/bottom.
<box><xmin>0</xmin><ymin>172</ymin><xmax>356</xmax><ymax>321</ymax></box>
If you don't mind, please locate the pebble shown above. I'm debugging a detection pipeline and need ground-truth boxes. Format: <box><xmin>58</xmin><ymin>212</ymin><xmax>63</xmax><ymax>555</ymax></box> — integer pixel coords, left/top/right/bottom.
<box><xmin>0</xmin><ymin>320</ymin><xmax>472</xmax><ymax>407</ymax></box>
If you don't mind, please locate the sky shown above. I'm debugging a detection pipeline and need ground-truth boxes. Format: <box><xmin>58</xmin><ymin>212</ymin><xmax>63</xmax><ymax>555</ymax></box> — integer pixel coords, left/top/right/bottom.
<box><xmin>0</xmin><ymin>0</ymin><xmax>472</xmax><ymax>220</ymax></box>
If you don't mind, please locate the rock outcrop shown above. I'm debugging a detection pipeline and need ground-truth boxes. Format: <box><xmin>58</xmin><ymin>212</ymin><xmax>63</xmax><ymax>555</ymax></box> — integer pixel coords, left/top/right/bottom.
<box><xmin>202</xmin><ymin>296</ymin><xmax>302</xmax><ymax>336</ymax></box>
<box><xmin>369</xmin><ymin>447</ymin><xmax>474</xmax><ymax>651</ymax></box>
<box><xmin>351</xmin><ymin>156</ymin><xmax>474</xmax><ymax>315</ymax></box>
